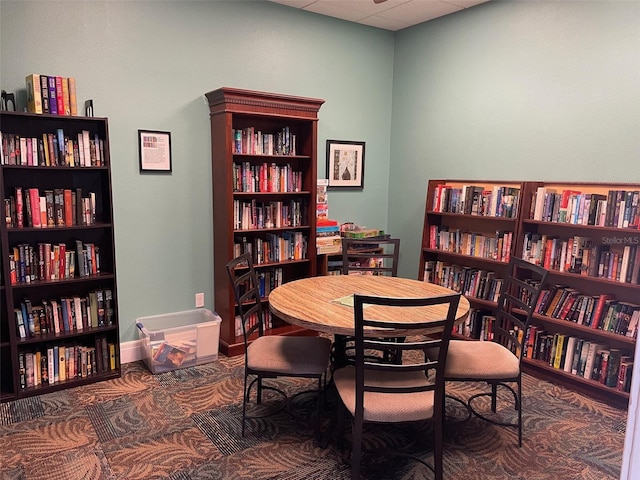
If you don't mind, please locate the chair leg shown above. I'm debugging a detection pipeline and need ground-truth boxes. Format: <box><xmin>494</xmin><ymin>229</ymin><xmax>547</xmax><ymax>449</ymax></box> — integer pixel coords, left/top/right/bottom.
<box><xmin>517</xmin><ymin>377</ymin><xmax>523</xmax><ymax>447</ymax></box>
<box><xmin>315</xmin><ymin>376</ymin><xmax>322</xmax><ymax>440</ymax></box>
<box><xmin>490</xmin><ymin>382</ymin><xmax>497</xmax><ymax>413</ymax></box>
<box><xmin>351</xmin><ymin>414</ymin><xmax>363</xmax><ymax>480</ymax></box>
<box><xmin>242</xmin><ymin>373</ymin><xmax>249</xmax><ymax>437</ymax></box>
<box><xmin>257</xmin><ymin>376</ymin><xmax>263</xmax><ymax>404</ymax></box>
<box><xmin>434</xmin><ymin>414</ymin><xmax>444</xmax><ymax>480</ymax></box>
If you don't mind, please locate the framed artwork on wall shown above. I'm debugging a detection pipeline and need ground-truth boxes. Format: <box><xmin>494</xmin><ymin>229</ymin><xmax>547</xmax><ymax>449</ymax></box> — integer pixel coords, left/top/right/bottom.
<box><xmin>139</xmin><ymin>129</ymin><xmax>172</xmax><ymax>172</ymax></box>
<box><xmin>326</xmin><ymin>139</ymin><xmax>365</xmax><ymax>189</ymax></box>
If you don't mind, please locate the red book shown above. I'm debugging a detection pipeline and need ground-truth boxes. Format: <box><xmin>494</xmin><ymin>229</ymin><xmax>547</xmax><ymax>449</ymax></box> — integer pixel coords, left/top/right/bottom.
<box><xmin>63</xmin><ymin>189</ymin><xmax>73</xmax><ymax>226</ymax></box>
<box><xmin>28</xmin><ymin>188</ymin><xmax>41</xmax><ymax>228</ymax></box>
<box><xmin>558</xmin><ymin>291</ymin><xmax>578</xmax><ymax>319</ymax></box>
<box><xmin>591</xmin><ymin>294</ymin><xmax>614</xmax><ymax>329</ymax></box>
<box><xmin>55</xmin><ymin>76</ymin><xmax>65</xmax><ymax>116</ymax></box>
<box><xmin>58</xmin><ymin>243</ymin><xmax>66</xmax><ymax>279</ymax></box>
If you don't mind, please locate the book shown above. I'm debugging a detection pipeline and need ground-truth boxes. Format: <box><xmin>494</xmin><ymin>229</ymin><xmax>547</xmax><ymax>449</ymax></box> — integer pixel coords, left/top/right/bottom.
<box><xmin>153</xmin><ymin>342</ymin><xmax>188</xmax><ymax>368</ymax></box>
<box><xmin>68</xmin><ymin>77</ymin><xmax>78</xmax><ymax>116</ymax></box>
<box><xmin>591</xmin><ymin>294</ymin><xmax>614</xmax><ymax>330</ymax></box>
<box><xmin>617</xmin><ymin>360</ymin><xmax>633</xmax><ymax>392</ymax></box>
<box><xmin>64</xmin><ymin>189</ymin><xmax>73</xmax><ymax>226</ymax></box>
<box><xmin>47</xmin><ymin>75</ymin><xmax>58</xmax><ymax>115</ymax></box>
<box><xmin>61</xmin><ymin>77</ymin><xmax>71</xmax><ymax>115</ymax></box>
<box><xmin>55</xmin><ymin>76</ymin><xmax>65</xmax><ymax>116</ymax></box>
<box><xmin>14</xmin><ymin>308</ymin><xmax>26</xmax><ymax>338</ymax></box>
<box><xmin>553</xmin><ymin>334</ymin><xmax>566</xmax><ymax>369</ymax></box>
<box><xmin>58</xmin><ymin>345</ymin><xmax>66</xmax><ymax>381</ymax></box>
<box><xmin>605</xmin><ymin>349</ymin><xmax>622</xmax><ymax>388</ymax></box>
<box><xmin>40</xmin><ymin>75</ymin><xmax>50</xmax><ymax>114</ymax></box>
<box><xmin>95</xmin><ymin>289</ymin><xmax>106</xmax><ymax>327</ymax></box>
<box><xmin>104</xmin><ymin>289</ymin><xmax>114</xmax><ymax>326</ymax></box>
<box><xmin>577</xmin><ymin>340</ymin><xmax>591</xmax><ymax>376</ymax></box>
<box><xmin>28</xmin><ymin>188</ymin><xmax>41</xmax><ymax>228</ymax></box>
<box><xmin>543</xmin><ymin>285</ymin><xmax>569</xmax><ymax>317</ymax></box>
<box><xmin>25</xmin><ymin>74</ymin><xmax>43</xmax><ymax>114</ymax></box>
<box><xmin>562</xmin><ymin>336</ymin><xmax>577</xmax><ymax>372</ymax></box>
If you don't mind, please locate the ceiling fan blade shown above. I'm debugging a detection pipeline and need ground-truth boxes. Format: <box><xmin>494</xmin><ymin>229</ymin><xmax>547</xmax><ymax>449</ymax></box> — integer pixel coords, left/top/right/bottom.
<box><xmin>373</xmin><ymin>0</ymin><xmax>388</xmax><ymax>3</ymax></box>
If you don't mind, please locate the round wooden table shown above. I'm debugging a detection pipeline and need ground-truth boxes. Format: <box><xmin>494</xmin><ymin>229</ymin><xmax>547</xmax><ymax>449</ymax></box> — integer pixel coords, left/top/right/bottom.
<box><xmin>268</xmin><ymin>275</ymin><xmax>470</xmax><ymax>337</ymax></box>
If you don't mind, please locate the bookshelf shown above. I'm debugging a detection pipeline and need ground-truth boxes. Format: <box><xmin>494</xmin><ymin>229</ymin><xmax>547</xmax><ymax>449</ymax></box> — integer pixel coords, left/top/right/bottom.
<box><xmin>205</xmin><ymin>87</ymin><xmax>324</xmax><ymax>357</ymax></box>
<box><xmin>420</xmin><ymin>179</ymin><xmax>639</xmax><ymax>408</ymax></box>
<box><xmin>0</xmin><ymin>111</ymin><xmax>120</xmax><ymax>403</ymax></box>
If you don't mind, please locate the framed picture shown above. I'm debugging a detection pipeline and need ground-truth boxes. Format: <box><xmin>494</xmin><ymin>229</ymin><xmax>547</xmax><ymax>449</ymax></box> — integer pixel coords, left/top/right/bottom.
<box><xmin>326</xmin><ymin>140</ymin><xmax>365</xmax><ymax>189</ymax></box>
<box><xmin>139</xmin><ymin>130</ymin><xmax>172</xmax><ymax>172</ymax></box>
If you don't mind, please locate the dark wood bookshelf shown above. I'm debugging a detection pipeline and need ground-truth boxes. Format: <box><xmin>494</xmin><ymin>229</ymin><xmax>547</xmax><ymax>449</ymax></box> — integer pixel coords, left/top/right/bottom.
<box><xmin>420</xmin><ymin>179</ymin><xmax>639</xmax><ymax>407</ymax></box>
<box><xmin>205</xmin><ymin>87</ymin><xmax>324</xmax><ymax>357</ymax></box>
<box><xmin>0</xmin><ymin>112</ymin><xmax>120</xmax><ymax>403</ymax></box>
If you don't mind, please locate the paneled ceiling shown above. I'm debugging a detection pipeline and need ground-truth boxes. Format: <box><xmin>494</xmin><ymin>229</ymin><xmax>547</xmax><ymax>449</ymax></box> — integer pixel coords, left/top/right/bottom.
<box><xmin>269</xmin><ymin>0</ymin><xmax>490</xmax><ymax>31</ymax></box>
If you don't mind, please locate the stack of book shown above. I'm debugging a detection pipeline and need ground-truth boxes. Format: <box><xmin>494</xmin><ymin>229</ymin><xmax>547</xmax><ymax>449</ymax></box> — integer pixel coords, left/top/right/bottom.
<box><xmin>317</xmin><ymin>219</ymin><xmax>341</xmax><ymax>255</ymax></box>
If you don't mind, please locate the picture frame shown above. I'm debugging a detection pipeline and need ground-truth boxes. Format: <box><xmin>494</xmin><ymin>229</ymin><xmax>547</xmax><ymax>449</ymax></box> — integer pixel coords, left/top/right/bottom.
<box><xmin>326</xmin><ymin>139</ymin><xmax>365</xmax><ymax>189</ymax></box>
<box><xmin>138</xmin><ymin>130</ymin><xmax>172</xmax><ymax>173</ymax></box>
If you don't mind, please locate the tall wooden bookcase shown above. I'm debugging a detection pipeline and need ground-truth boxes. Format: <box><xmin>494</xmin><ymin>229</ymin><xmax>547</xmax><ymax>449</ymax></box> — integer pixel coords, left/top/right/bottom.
<box><xmin>420</xmin><ymin>179</ymin><xmax>639</xmax><ymax>408</ymax></box>
<box><xmin>0</xmin><ymin>111</ymin><xmax>120</xmax><ymax>403</ymax></box>
<box><xmin>205</xmin><ymin>88</ymin><xmax>324</xmax><ymax>357</ymax></box>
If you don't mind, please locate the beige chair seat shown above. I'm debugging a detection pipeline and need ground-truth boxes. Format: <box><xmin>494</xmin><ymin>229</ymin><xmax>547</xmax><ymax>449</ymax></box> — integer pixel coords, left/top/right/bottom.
<box><xmin>333</xmin><ymin>366</ymin><xmax>435</xmax><ymax>422</ymax></box>
<box><xmin>444</xmin><ymin>340</ymin><xmax>519</xmax><ymax>380</ymax></box>
<box><xmin>247</xmin><ymin>336</ymin><xmax>331</xmax><ymax>376</ymax></box>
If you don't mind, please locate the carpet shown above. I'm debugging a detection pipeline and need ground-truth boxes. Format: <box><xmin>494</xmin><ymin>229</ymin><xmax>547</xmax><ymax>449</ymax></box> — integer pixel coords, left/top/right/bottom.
<box><xmin>0</xmin><ymin>352</ymin><xmax>627</xmax><ymax>480</ymax></box>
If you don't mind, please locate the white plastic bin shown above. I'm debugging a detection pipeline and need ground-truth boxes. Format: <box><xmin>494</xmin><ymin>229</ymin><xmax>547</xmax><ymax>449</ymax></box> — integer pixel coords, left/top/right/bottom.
<box><xmin>136</xmin><ymin>308</ymin><xmax>221</xmax><ymax>374</ymax></box>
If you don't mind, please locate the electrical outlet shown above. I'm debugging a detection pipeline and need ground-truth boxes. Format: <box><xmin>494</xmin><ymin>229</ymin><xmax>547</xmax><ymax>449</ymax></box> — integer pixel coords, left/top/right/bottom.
<box><xmin>195</xmin><ymin>292</ymin><xmax>205</xmax><ymax>308</ymax></box>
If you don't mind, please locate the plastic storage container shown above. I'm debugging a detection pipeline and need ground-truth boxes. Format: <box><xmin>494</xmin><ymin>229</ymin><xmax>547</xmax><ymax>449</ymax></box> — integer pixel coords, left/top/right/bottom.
<box><xmin>136</xmin><ymin>308</ymin><xmax>221</xmax><ymax>374</ymax></box>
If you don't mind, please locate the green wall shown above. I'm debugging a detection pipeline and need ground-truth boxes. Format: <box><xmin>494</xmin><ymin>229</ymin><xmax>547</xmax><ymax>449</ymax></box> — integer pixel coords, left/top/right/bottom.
<box><xmin>389</xmin><ymin>0</ymin><xmax>640</xmax><ymax>278</ymax></box>
<box><xmin>0</xmin><ymin>1</ymin><xmax>394</xmax><ymax>342</ymax></box>
<box><xmin>1</xmin><ymin>1</ymin><xmax>638</xmax><ymax>343</ymax></box>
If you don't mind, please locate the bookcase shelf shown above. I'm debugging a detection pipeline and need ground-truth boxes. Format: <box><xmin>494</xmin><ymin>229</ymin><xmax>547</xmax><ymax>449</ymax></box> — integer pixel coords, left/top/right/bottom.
<box><xmin>205</xmin><ymin>87</ymin><xmax>324</xmax><ymax>357</ymax></box>
<box><xmin>420</xmin><ymin>179</ymin><xmax>639</xmax><ymax>408</ymax></box>
<box><xmin>0</xmin><ymin>111</ymin><xmax>120</xmax><ymax>403</ymax></box>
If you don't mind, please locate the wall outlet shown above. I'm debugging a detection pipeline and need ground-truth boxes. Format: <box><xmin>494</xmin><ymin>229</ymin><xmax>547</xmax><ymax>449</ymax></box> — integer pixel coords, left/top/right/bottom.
<box><xmin>195</xmin><ymin>292</ymin><xmax>205</xmax><ymax>308</ymax></box>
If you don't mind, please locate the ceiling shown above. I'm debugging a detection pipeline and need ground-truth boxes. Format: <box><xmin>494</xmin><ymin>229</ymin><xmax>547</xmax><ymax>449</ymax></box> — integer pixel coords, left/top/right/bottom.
<box><xmin>269</xmin><ymin>0</ymin><xmax>490</xmax><ymax>31</ymax></box>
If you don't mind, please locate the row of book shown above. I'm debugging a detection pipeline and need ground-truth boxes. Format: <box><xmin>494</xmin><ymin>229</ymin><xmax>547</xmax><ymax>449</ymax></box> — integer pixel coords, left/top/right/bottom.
<box><xmin>234</xmin><ymin>232</ymin><xmax>307</xmax><ymax>265</ymax></box>
<box><xmin>531</xmin><ymin>186</ymin><xmax>640</xmax><ymax>229</ymax></box>
<box><xmin>6</xmin><ymin>186</ymin><xmax>97</xmax><ymax>229</ymax></box>
<box><xmin>15</xmin><ymin>288</ymin><xmax>113</xmax><ymax>339</ymax></box>
<box><xmin>234</xmin><ymin>311</ymin><xmax>273</xmax><ymax>337</ymax></box>
<box><xmin>431</xmin><ymin>184</ymin><xmax>521</xmax><ymax>218</ymax></box>
<box><xmin>428</xmin><ymin>225</ymin><xmax>513</xmax><ymax>262</ymax></box>
<box><xmin>0</xmin><ymin>129</ymin><xmax>104</xmax><ymax>167</ymax></box>
<box><xmin>233</xmin><ymin>161</ymin><xmax>302</xmax><ymax>193</ymax></box>
<box><xmin>9</xmin><ymin>240</ymin><xmax>101</xmax><ymax>285</ymax></box>
<box><xmin>232</xmin><ymin>126</ymin><xmax>297</xmax><ymax>156</ymax></box>
<box><xmin>536</xmin><ymin>285</ymin><xmax>639</xmax><ymax>338</ymax></box>
<box><xmin>522</xmin><ymin>233</ymin><xmax>640</xmax><ymax>285</ymax></box>
<box><xmin>524</xmin><ymin>325</ymin><xmax>633</xmax><ymax>392</ymax></box>
<box><xmin>234</xmin><ymin>266</ymin><xmax>283</xmax><ymax>300</ymax></box>
<box><xmin>453</xmin><ymin>309</ymin><xmax>499</xmax><ymax>342</ymax></box>
<box><xmin>18</xmin><ymin>335</ymin><xmax>118</xmax><ymax>390</ymax></box>
<box><xmin>423</xmin><ymin>262</ymin><xmax>504</xmax><ymax>303</ymax></box>
<box><xmin>233</xmin><ymin>198</ymin><xmax>307</xmax><ymax>231</ymax></box>
<box><xmin>25</xmin><ymin>73</ymin><xmax>78</xmax><ymax>116</ymax></box>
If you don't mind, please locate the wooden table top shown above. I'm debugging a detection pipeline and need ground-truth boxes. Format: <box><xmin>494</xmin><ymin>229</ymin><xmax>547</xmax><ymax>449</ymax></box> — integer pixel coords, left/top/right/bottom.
<box><xmin>268</xmin><ymin>275</ymin><xmax>470</xmax><ymax>337</ymax></box>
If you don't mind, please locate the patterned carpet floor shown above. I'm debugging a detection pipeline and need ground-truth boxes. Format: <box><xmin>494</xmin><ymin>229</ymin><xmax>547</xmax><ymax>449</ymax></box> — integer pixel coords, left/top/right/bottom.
<box><xmin>0</xmin><ymin>351</ymin><xmax>628</xmax><ymax>480</ymax></box>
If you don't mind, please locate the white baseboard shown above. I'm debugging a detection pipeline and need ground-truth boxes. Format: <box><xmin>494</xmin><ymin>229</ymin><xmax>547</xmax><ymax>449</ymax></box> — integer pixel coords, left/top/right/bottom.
<box><xmin>120</xmin><ymin>339</ymin><xmax>144</xmax><ymax>364</ymax></box>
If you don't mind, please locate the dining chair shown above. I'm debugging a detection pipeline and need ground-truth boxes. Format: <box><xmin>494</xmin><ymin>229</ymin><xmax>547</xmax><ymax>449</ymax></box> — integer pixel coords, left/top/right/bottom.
<box><xmin>340</xmin><ymin>237</ymin><xmax>400</xmax><ymax>276</ymax></box>
<box><xmin>333</xmin><ymin>292</ymin><xmax>461</xmax><ymax>480</ymax></box>
<box><xmin>440</xmin><ymin>256</ymin><xmax>548</xmax><ymax>447</ymax></box>
<box><xmin>225</xmin><ymin>252</ymin><xmax>332</xmax><ymax>438</ymax></box>
<box><xmin>336</xmin><ymin>237</ymin><xmax>403</xmax><ymax>366</ymax></box>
